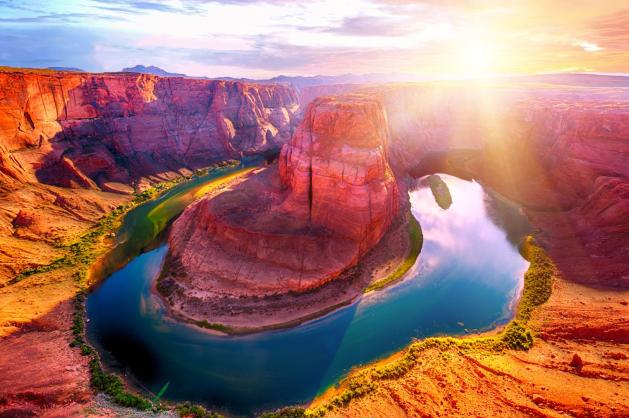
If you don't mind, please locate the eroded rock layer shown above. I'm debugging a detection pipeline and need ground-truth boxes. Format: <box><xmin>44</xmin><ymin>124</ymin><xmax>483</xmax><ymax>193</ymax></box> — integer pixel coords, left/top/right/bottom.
<box><xmin>0</xmin><ymin>69</ymin><xmax>298</xmax><ymax>190</ymax></box>
<box><xmin>165</xmin><ymin>96</ymin><xmax>399</xmax><ymax>301</ymax></box>
<box><xmin>0</xmin><ymin>68</ymin><xmax>300</xmax><ymax>282</ymax></box>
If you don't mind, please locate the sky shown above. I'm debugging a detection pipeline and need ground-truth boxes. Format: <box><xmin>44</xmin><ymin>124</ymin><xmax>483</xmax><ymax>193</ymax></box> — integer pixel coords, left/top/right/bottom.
<box><xmin>0</xmin><ymin>0</ymin><xmax>628</xmax><ymax>79</ymax></box>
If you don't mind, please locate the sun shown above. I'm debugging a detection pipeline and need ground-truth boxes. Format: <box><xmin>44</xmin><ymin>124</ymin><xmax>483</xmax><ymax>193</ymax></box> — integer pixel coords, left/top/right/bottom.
<box><xmin>459</xmin><ymin>40</ymin><xmax>495</xmax><ymax>77</ymax></box>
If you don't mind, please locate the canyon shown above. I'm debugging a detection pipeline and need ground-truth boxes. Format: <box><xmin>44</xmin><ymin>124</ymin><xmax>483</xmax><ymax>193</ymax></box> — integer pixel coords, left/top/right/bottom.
<box><xmin>0</xmin><ymin>68</ymin><xmax>300</xmax><ymax>415</ymax></box>
<box><xmin>372</xmin><ymin>81</ymin><xmax>629</xmax><ymax>288</ymax></box>
<box><xmin>161</xmin><ymin>80</ymin><xmax>629</xmax><ymax>331</ymax></box>
<box><xmin>0</xmin><ymin>68</ymin><xmax>628</xmax><ymax>416</ymax></box>
<box><xmin>0</xmin><ymin>68</ymin><xmax>299</xmax><ymax>281</ymax></box>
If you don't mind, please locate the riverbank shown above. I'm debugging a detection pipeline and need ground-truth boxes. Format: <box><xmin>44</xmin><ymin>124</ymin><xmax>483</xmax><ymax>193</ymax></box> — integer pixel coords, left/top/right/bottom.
<box><xmin>76</xmin><ymin>163</ymin><xmax>256</xmax><ymax>412</ymax></box>
<box><xmin>364</xmin><ymin>215</ymin><xmax>422</xmax><ymax>293</ymax></box>
<box><xmin>156</xmin><ymin>207</ymin><xmax>420</xmax><ymax>335</ymax></box>
<box><xmin>0</xmin><ymin>161</ymin><xmax>247</xmax><ymax>417</ymax></box>
<box><xmin>262</xmin><ymin>238</ymin><xmax>629</xmax><ymax>418</ymax></box>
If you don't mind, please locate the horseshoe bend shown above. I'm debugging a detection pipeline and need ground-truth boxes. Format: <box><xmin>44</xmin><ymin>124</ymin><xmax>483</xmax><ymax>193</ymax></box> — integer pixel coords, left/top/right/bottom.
<box><xmin>158</xmin><ymin>96</ymin><xmax>402</xmax><ymax>329</ymax></box>
<box><xmin>0</xmin><ymin>41</ymin><xmax>628</xmax><ymax>418</ymax></box>
<box><xmin>158</xmin><ymin>81</ymin><xmax>629</xmax><ymax>333</ymax></box>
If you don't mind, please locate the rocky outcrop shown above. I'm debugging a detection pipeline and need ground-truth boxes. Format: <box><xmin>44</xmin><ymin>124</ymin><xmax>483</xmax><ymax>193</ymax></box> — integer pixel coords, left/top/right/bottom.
<box><xmin>165</xmin><ymin>81</ymin><xmax>628</xmax><ymax>310</ymax></box>
<box><xmin>164</xmin><ymin>96</ymin><xmax>399</xmax><ymax>305</ymax></box>
<box><xmin>279</xmin><ymin>96</ymin><xmax>399</xmax><ymax>252</ymax></box>
<box><xmin>0</xmin><ymin>68</ymin><xmax>299</xmax><ymax>190</ymax></box>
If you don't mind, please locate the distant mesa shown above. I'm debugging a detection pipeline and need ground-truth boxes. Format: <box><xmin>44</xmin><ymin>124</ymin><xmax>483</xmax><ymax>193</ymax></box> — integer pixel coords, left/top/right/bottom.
<box><xmin>46</xmin><ymin>66</ymin><xmax>84</xmax><ymax>72</ymax></box>
<box><xmin>237</xmin><ymin>73</ymin><xmax>423</xmax><ymax>88</ymax></box>
<box><xmin>121</xmin><ymin>65</ymin><xmax>186</xmax><ymax>77</ymax></box>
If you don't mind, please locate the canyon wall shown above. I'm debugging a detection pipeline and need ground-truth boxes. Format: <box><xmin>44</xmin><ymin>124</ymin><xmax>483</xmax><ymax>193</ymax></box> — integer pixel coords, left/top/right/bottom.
<box><xmin>165</xmin><ymin>96</ymin><xmax>399</xmax><ymax>301</ymax></box>
<box><xmin>0</xmin><ymin>69</ymin><xmax>299</xmax><ymax>191</ymax></box>
<box><xmin>372</xmin><ymin>82</ymin><xmax>629</xmax><ymax>287</ymax></box>
<box><xmin>0</xmin><ymin>68</ymin><xmax>299</xmax><ymax>281</ymax></box>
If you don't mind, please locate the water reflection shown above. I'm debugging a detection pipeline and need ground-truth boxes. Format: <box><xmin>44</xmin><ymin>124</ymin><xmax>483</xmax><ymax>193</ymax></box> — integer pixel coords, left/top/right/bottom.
<box><xmin>483</xmin><ymin>189</ymin><xmax>532</xmax><ymax>248</ymax></box>
<box><xmin>87</xmin><ymin>174</ymin><xmax>528</xmax><ymax>416</ymax></box>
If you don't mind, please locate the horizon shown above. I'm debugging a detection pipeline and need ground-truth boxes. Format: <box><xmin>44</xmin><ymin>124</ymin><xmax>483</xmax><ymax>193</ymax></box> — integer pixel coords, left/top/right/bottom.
<box><xmin>3</xmin><ymin>65</ymin><xmax>629</xmax><ymax>83</ymax></box>
<box><xmin>1</xmin><ymin>0</ymin><xmax>628</xmax><ymax>79</ymax></box>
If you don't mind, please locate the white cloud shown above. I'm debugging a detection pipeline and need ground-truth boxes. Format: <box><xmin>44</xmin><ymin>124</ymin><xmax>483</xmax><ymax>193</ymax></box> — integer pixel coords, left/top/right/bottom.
<box><xmin>573</xmin><ymin>41</ymin><xmax>603</xmax><ymax>52</ymax></box>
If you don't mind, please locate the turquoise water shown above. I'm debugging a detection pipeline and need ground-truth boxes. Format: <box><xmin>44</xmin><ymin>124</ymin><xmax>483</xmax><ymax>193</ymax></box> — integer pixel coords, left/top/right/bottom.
<box><xmin>91</xmin><ymin>160</ymin><xmax>258</xmax><ymax>282</ymax></box>
<box><xmin>86</xmin><ymin>174</ymin><xmax>529</xmax><ymax>416</ymax></box>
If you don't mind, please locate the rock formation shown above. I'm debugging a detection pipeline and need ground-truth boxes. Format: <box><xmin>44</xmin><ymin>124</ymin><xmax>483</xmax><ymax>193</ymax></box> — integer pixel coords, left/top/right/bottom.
<box><xmin>0</xmin><ymin>68</ymin><xmax>299</xmax><ymax>282</ymax></box>
<box><xmin>164</xmin><ymin>95</ymin><xmax>399</xmax><ymax>307</ymax></box>
<box><xmin>0</xmin><ymin>68</ymin><xmax>298</xmax><ymax>191</ymax></box>
<box><xmin>278</xmin><ymin>96</ymin><xmax>399</xmax><ymax>254</ymax></box>
<box><xmin>164</xmin><ymin>81</ymin><xmax>628</xmax><ymax>318</ymax></box>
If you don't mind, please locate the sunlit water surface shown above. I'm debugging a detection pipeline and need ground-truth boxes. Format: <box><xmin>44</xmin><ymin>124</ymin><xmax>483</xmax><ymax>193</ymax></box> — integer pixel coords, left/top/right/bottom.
<box><xmin>87</xmin><ymin>174</ymin><xmax>529</xmax><ymax>416</ymax></box>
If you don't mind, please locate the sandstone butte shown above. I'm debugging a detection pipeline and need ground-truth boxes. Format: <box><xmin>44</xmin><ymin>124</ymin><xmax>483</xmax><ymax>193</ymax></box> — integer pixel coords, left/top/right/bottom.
<box><xmin>0</xmin><ymin>68</ymin><xmax>628</xmax><ymax>416</ymax></box>
<box><xmin>163</xmin><ymin>95</ymin><xmax>399</xmax><ymax>304</ymax></box>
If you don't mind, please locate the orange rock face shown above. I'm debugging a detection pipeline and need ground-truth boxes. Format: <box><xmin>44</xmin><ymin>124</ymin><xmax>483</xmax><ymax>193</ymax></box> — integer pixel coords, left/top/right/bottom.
<box><xmin>165</xmin><ymin>96</ymin><xmax>399</xmax><ymax>301</ymax></box>
<box><xmin>0</xmin><ymin>69</ymin><xmax>298</xmax><ymax>190</ymax></box>
<box><xmin>279</xmin><ymin>96</ymin><xmax>399</xmax><ymax>251</ymax></box>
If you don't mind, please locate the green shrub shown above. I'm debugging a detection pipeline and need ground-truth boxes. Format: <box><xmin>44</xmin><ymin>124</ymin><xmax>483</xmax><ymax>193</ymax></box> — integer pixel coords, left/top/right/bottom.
<box><xmin>80</xmin><ymin>344</ymin><xmax>94</xmax><ymax>356</ymax></box>
<box><xmin>195</xmin><ymin>320</ymin><xmax>231</xmax><ymax>333</ymax></box>
<box><xmin>260</xmin><ymin>407</ymin><xmax>306</xmax><ymax>418</ymax></box>
<box><xmin>501</xmin><ymin>321</ymin><xmax>533</xmax><ymax>350</ymax></box>
<box><xmin>365</xmin><ymin>214</ymin><xmax>423</xmax><ymax>292</ymax></box>
<box><xmin>517</xmin><ymin>237</ymin><xmax>554</xmax><ymax>321</ymax></box>
<box><xmin>89</xmin><ymin>357</ymin><xmax>152</xmax><ymax>410</ymax></box>
<box><xmin>176</xmin><ymin>402</ymin><xmax>222</xmax><ymax>417</ymax></box>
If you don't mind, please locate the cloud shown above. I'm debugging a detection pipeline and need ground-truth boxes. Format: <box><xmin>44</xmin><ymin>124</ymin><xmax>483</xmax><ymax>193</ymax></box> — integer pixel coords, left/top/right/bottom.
<box><xmin>326</xmin><ymin>15</ymin><xmax>420</xmax><ymax>37</ymax></box>
<box><xmin>0</xmin><ymin>12</ymin><xmax>122</xmax><ymax>23</ymax></box>
<box><xmin>0</xmin><ymin>0</ymin><xmax>46</xmax><ymax>13</ymax></box>
<box><xmin>1</xmin><ymin>0</ymin><xmax>628</xmax><ymax>77</ymax></box>
<box><xmin>88</xmin><ymin>0</ymin><xmax>303</xmax><ymax>15</ymax></box>
<box><xmin>590</xmin><ymin>9</ymin><xmax>629</xmax><ymax>50</ymax></box>
<box><xmin>89</xmin><ymin>0</ymin><xmax>198</xmax><ymax>15</ymax></box>
<box><xmin>573</xmin><ymin>41</ymin><xmax>603</xmax><ymax>52</ymax></box>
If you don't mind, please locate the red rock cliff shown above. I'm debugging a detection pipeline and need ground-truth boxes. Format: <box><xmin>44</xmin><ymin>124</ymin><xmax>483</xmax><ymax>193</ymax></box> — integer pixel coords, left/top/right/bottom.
<box><xmin>165</xmin><ymin>95</ymin><xmax>399</xmax><ymax>300</ymax></box>
<box><xmin>279</xmin><ymin>95</ymin><xmax>399</xmax><ymax>253</ymax></box>
<box><xmin>0</xmin><ymin>69</ymin><xmax>298</xmax><ymax>190</ymax></box>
